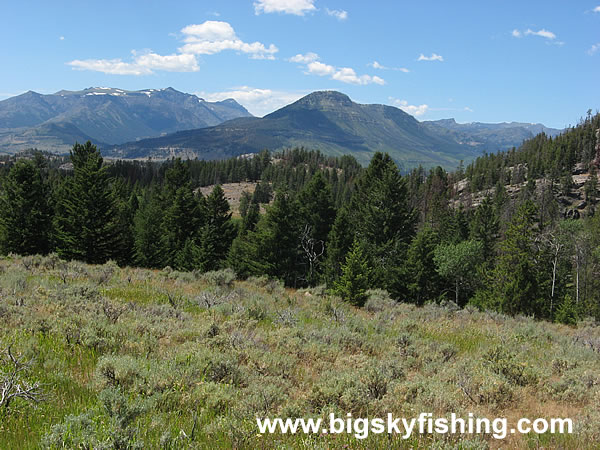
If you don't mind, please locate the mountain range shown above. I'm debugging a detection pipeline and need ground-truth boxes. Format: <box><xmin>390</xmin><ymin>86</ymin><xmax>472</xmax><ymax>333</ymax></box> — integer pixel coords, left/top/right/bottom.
<box><xmin>0</xmin><ymin>87</ymin><xmax>563</xmax><ymax>169</ymax></box>
<box><xmin>0</xmin><ymin>87</ymin><xmax>251</xmax><ymax>153</ymax></box>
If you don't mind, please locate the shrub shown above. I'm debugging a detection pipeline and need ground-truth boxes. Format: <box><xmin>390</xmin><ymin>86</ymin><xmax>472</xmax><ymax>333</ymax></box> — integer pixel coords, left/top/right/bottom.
<box><xmin>201</xmin><ymin>268</ymin><xmax>236</xmax><ymax>288</ymax></box>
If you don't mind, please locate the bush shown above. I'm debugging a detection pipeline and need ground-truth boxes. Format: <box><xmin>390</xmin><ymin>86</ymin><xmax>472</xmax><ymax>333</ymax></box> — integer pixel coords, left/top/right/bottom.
<box><xmin>201</xmin><ymin>268</ymin><xmax>236</xmax><ymax>288</ymax></box>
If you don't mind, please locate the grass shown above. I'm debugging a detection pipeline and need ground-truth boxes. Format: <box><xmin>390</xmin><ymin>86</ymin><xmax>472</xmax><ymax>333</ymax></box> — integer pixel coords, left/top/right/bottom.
<box><xmin>1</xmin><ymin>255</ymin><xmax>600</xmax><ymax>448</ymax></box>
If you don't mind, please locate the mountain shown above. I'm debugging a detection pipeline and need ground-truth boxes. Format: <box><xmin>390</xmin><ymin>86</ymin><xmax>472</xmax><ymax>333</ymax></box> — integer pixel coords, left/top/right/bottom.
<box><xmin>422</xmin><ymin>118</ymin><xmax>563</xmax><ymax>153</ymax></box>
<box><xmin>0</xmin><ymin>87</ymin><xmax>251</xmax><ymax>153</ymax></box>
<box><xmin>106</xmin><ymin>91</ymin><xmax>482</xmax><ymax>169</ymax></box>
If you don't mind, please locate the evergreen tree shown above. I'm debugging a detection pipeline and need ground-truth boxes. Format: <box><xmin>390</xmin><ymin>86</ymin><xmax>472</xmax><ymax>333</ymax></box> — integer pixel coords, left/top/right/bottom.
<box><xmin>404</xmin><ymin>226</ymin><xmax>442</xmax><ymax>305</ymax></box>
<box><xmin>486</xmin><ymin>201</ymin><xmax>543</xmax><ymax>316</ymax></box>
<box><xmin>53</xmin><ymin>142</ymin><xmax>121</xmax><ymax>264</ymax></box>
<box><xmin>323</xmin><ymin>204</ymin><xmax>354</xmax><ymax>285</ymax></box>
<box><xmin>0</xmin><ymin>158</ymin><xmax>52</xmax><ymax>255</ymax></box>
<box><xmin>133</xmin><ymin>190</ymin><xmax>165</xmax><ymax>268</ymax></box>
<box><xmin>244</xmin><ymin>190</ymin><xmax>301</xmax><ymax>285</ymax></box>
<box><xmin>349</xmin><ymin>152</ymin><xmax>415</xmax><ymax>296</ymax></box>
<box><xmin>162</xmin><ymin>186</ymin><xmax>205</xmax><ymax>268</ymax></box>
<box><xmin>470</xmin><ymin>197</ymin><xmax>499</xmax><ymax>263</ymax></box>
<box><xmin>332</xmin><ymin>239</ymin><xmax>372</xmax><ymax>307</ymax></box>
<box><xmin>199</xmin><ymin>185</ymin><xmax>236</xmax><ymax>271</ymax></box>
<box><xmin>297</xmin><ymin>172</ymin><xmax>336</xmax><ymax>284</ymax></box>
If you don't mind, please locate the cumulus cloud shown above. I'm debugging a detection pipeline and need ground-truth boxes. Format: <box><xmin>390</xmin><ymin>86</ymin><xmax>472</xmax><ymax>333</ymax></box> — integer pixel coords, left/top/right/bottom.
<box><xmin>254</xmin><ymin>0</ymin><xmax>316</xmax><ymax>16</ymax></box>
<box><xmin>291</xmin><ymin>53</ymin><xmax>385</xmax><ymax>85</ymax></box>
<box><xmin>68</xmin><ymin>21</ymin><xmax>277</xmax><ymax>75</ymax></box>
<box><xmin>594</xmin><ymin>6</ymin><xmax>600</xmax><ymax>12</ymax></box>
<box><xmin>332</xmin><ymin>67</ymin><xmax>385</xmax><ymax>85</ymax></box>
<box><xmin>68</xmin><ymin>52</ymin><xmax>200</xmax><ymax>75</ymax></box>
<box><xmin>390</xmin><ymin>98</ymin><xmax>429</xmax><ymax>117</ymax></box>
<box><xmin>369</xmin><ymin>61</ymin><xmax>409</xmax><ymax>72</ymax></box>
<box><xmin>589</xmin><ymin>43</ymin><xmax>600</xmax><ymax>55</ymax></box>
<box><xmin>180</xmin><ymin>21</ymin><xmax>278</xmax><ymax>59</ymax></box>
<box><xmin>59</xmin><ymin>36</ymin><xmax>65</xmax><ymax>41</ymax></box>
<box><xmin>512</xmin><ymin>29</ymin><xmax>522</xmax><ymax>38</ymax></box>
<box><xmin>307</xmin><ymin>61</ymin><xmax>336</xmax><ymax>76</ymax></box>
<box><xmin>288</xmin><ymin>52</ymin><xmax>320</xmax><ymax>63</ymax></box>
<box><xmin>417</xmin><ymin>53</ymin><xmax>444</xmax><ymax>62</ymax></box>
<box><xmin>197</xmin><ymin>86</ymin><xmax>307</xmax><ymax>116</ymax></box>
<box><xmin>326</xmin><ymin>8</ymin><xmax>348</xmax><ymax>20</ymax></box>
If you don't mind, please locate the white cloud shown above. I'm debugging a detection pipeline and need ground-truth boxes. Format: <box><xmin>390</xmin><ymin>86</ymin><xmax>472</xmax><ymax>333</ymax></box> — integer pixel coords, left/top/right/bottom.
<box><xmin>594</xmin><ymin>6</ymin><xmax>600</xmax><ymax>12</ymax></box>
<box><xmin>524</xmin><ymin>28</ymin><xmax>556</xmax><ymax>40</ymax></box>
<box><xmin>390</xmin><ymin>98</ymin><xmax>429</xmax><ymax>117</ymax></box>
<box><xmin>254</xmin><ymin>0</ymin><xmax>316</xmax><ymax>16</ymax></box>
<box><xmin>326</xmin><ymin>8</ymin><xmax>348</xmax><ymax>20</ymax></box>
<box><xmin>59</xmin><ymin>36</ymin><xmax>65</xmax><ymax>41</ymax></box>
<box><xmin>68</xmin><ymin>51</ymin><xmax>199</xmax><ymax>75</ymax></box>
<box><xmin>290</xmin><ymin>53</ymin><xmax>385</xmax><ymax>85</ymax></box>
<box><xmin>512</xmin><ymin>28</ymin><xmax>557</xmax><ymax>40</ymax></box>
<box><xmin>197</xmin><ymin>86</ymin><xmax>306</xmax><ymax>116</ymax></box>
<box><xmin>180</xmin><ymin>21</ymin><xmax>278</xmax><ymax>59</ymax></box>
<box><xmin>307</xmin><ymin>61</ymin><xmax>336</xmax><ymax>76</ymax></box>
<box><xmin>589</xmin><ymin>43</ymin><xmax>600</xmax><ymax>55</ymax></box>
<box><xmin>369</xmin><ymin>61</ymin><xmax>409</xmax><ymax>72</ymax></box>
<box><xmin>417</xmin><ymin>53</ymin><xmax>444</xmax><ymax>62</ymax></box>
<box><xmin>68</xmin><ymin>20</ymin><xmax>277</xmax><ymax>75</ymax></box>
<box><xmin>332</xmin><ymin>67</ymin><xmax>385</xmax><ymax>85</ymax></box>
<box><xmin>288</xmin><ymin>52</ymin><xmax>319</xmax><ymax>63</ymax></box>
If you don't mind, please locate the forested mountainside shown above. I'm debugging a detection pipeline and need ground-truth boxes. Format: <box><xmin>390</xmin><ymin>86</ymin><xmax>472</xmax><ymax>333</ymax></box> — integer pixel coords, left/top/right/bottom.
<box><xmin>1</xmin><ymin>112</ymin><xmax>600</xmax><ymax>324</ymax></box>
<box><xmin>105</xmin><ymin>91</ymin><xmax>479</xmax><ymax>169</ymax></box>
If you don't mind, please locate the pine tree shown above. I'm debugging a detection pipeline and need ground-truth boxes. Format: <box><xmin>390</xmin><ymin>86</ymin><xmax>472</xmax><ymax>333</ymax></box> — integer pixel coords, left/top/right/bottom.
<box><xmin>53</xmin><ymin>141</ymin><xmax>121</xmax><ymax>264</ymax></box>
<box><xmin>489</xmin><ymin>200</ymin><xmax>542</xmax><ymax>316</ymax></box>
<box><xmin>297</xmin><ymin>172</ymin><xmax>336</xmax><ymax>284</ymax></box>
<box><xmin>470</xmin><ymin>197</ymin><xmax>499</xmax><ymax>263</ymax></box>
<box><xmin>349</xmin><ymin>152</ymin><xmax>415</xmax><ymax>296</ymax></box>
<box><xmin>199</xmin><ymin>185</ymin><xmax>236</xmax><ymax>271</ymax></box>
<box><xmin>404</xmin><ymin>226</ymin><xmax>442</xmax><ymax>305</ymax></box>
<box><xmin>244</xmin><ymin>190</ymin><xmax>301</xmax><ymax>285</ymax></box>
<box><xmin>162</xmin><ymin>186</ymin><xmax>205</xmax><ymax>269</ymax></box>
<box><xmin>133</xmin><ymin>190</ymin><xmax>165</xmax><ymax>268</ymax></box>
<box><xmin>0</xmin><ymin>158</ymin><xmax>52</xmax><ymax>255</ymax></box>
<box><xmin>332</xmin><ymin>239</ymin><xmax>372</xmax><ymax>307</ymax></box>
<box><xmin>323</xmin><ymin>204</ymin><xmax>354</xmax><ymax>285</ymax></box>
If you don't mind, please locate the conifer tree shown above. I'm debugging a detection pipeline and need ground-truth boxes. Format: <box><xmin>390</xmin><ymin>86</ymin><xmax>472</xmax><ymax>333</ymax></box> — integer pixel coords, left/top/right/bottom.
<box><xmin>133</xmin><ymin>190</ymin><xmax>165</xmax><ymax>268</ymax></box>
<box><xmin>199</xmin><ymin>185</ymin><xmax>236</xmax><ymax>271</ymax></box>
<box><xmin>53</xmin><ymin>141</ymin><xmax>121</xmax><ymax>264</ymax></box>
<box><xmin>404</xmin><ymin>226</ymin><xmax>442</xmax><ymax>304</ymax></box>
<box><xmin>0</xmin><ymin>158</ymin><xmax>52</xmax><ymax>255</ymax></box>
<box><xmin>332</xmin><ymin>239</ymin><xmax>372</xmax><ymax>307</ymax></box>
<box><xmin>323</xmin><ymin>204</ymin><xmax>354</xmax><ymax>285</ymax></box>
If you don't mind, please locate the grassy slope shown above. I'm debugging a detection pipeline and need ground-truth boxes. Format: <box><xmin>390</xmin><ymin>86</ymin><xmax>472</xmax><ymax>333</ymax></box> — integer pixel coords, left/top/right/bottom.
<box><xmin>1</xmin><ymin>255</ymin><xmax>599</xmax><ymax>448</ymax></box>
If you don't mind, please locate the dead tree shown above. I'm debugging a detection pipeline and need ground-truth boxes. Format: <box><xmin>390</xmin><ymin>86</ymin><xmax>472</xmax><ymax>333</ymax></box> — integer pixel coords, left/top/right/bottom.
<box><xmin>1</xmin><ymin>344</ymin><xmax>44</xmax><ymax>412</ymax></box>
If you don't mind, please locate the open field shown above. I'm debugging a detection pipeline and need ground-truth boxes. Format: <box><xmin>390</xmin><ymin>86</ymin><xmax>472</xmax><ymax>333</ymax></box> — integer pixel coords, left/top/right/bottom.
<box><xmin>1</xmin><ymin>254</ymin><xmax>600</xmax><ymax>448</ymax></box>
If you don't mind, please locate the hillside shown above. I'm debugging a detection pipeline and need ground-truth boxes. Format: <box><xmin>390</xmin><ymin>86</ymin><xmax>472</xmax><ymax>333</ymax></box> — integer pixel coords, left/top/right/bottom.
<box><xmin>0</xmin><ymin>87</ymin><xmax>251</xmax><ymax>153</ymax></box>
<box><xmin>106</xmin><ymin>91</ymin><xmax>482</xmax><ymax>169</ymax></box>
<box><xmin>1</xmin><ymin>256</ymin><xmax>598</xmax><ymax>448</ymax></box>
<box><xmin>423</xmin><ymin>119</ymin><xmax>563</xmax><ymax>153</ymax></box>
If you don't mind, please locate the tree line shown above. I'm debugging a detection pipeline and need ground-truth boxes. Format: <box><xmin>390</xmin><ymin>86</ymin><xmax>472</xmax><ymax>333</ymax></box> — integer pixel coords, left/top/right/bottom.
<box><xmin>1</xmin><ymin>113</ymin><xmax>600</xmax><ymax>324</ymax></box>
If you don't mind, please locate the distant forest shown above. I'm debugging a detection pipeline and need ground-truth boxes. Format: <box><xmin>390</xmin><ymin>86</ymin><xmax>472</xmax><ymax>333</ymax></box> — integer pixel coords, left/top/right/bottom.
<box><xmin>1</xmin><ymin>111</ymin><xmax>600</xmax><ymax>324</ymax></box>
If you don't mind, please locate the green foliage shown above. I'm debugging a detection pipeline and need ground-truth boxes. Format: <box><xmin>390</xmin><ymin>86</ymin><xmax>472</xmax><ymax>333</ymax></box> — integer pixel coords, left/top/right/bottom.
<box><xmin>0</xmin><ymin>157</ymin><xmax>52</xmax><ymax>255</ymax></box>
<box><xmin>555</xmin><ymin>295</ymin><xmax>578</xmax><ymax>325</ymax></box>
<box><xmin>332</xmin><ymin>239</ymin><xmax>372</xmax><ymax>306</ymax></box>
<box><xmin>53</xmin><ymin>141</ymin><xmax>122</xmax><ymax>264</ymax></box>
<box><xmin>434</xmin><ymin>239</ymin><xmax>483</xmax><ymax>305</ymax></box>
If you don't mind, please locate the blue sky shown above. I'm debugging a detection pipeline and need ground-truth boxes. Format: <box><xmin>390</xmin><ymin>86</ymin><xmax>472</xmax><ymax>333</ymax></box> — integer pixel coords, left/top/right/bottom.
<box><xmin>1</xmin><ymin>0</ymin><xmax>599</xmax><ymax>128</ymax></box>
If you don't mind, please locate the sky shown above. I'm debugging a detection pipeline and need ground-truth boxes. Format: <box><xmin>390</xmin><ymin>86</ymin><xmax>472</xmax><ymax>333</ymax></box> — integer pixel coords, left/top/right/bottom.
<box><xmin>1</xmin><ymin>0</ymin><xmax>599</xmax><ymax>128</ymax></box>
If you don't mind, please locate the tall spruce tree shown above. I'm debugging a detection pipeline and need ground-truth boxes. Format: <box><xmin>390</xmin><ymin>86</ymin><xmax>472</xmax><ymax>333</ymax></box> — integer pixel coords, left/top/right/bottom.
<box><xmin>332</xmin><ymin>238</ymin><xmax>372</xmax><ymax>307</ymax></box>
<box><xmin>349</xmin><ymin>152</ymin><xmax>415</xmax><ymax>297</ymax></box>
<box><xmin>199</xmin><ymin>185</ymin><xmax>236</xmax><ymax>271</ymax></box>
<box><xmin>53</xmin><ymin>141</ymin><xmax>121</xmax><ymax>264</ymax></box>
<box><xmin>133</xmin><ymin>189</ymin><xmax>165</xmax><ymax>268</ymax></box>
<box><xmin>0</xmin><ymin>158</ymin><xmax>52</xmax><ymax>255</ymax></box>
